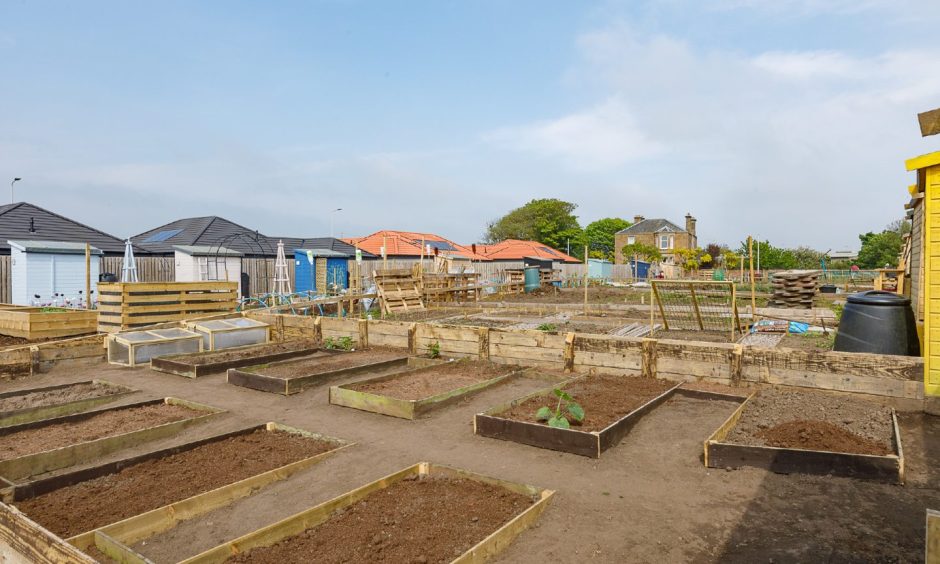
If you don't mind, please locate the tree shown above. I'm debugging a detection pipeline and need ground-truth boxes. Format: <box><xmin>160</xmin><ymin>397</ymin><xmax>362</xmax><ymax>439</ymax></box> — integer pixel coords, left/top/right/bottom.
<box><xmin>736</xmin><ymin>240</ymin><xmax>798</xmax><ymax>270</ymax></box>
<box><xmin>484</xmin><ymin>199</ymin><xmax>584</xmax><ymax>257</ymax></box>
<box><xmin>675</xmin><ymin>248</ymin><xmax>712</xmax><ymax>273</ymax></box>
<box><xmin>791</xmin><ymin>246</ymin><xmax>825</xmax><ymax>270</ymax></box>
<box><xmin>857</xmin><ymin>231</ymin><xmax>904</xmax><ymax>269</ymax></box>
<box><xmin>620</xmin><ymin>242</ymin><xmax>662</xmax><ymax>263</ymax></box>
<box><xmin>583</xmin><ymin>218</ymin><xmax>631</xmax><ymax>261</ymax></box>
<box><xmin>701</xmin><ymin>243</ymin><xmax>723</xmax><ymax>269</ymax></box>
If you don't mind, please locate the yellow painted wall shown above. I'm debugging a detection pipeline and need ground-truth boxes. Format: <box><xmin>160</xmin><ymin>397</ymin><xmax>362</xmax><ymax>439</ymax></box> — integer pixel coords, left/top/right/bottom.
<box><xmin>924</xmin><ymin>164</ymin><xmax>940</xmax><ymax>395</ymax></box>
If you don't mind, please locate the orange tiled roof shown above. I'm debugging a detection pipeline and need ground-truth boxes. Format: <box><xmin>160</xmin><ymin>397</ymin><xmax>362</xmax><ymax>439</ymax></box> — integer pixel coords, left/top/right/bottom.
<box><xmin>343</xmin><ymin>230</ymin><xmax>490</xmax><ymax>261</ymax></box>
<box><xmin>475</xmin><ymin>239</ymin><xmax>580</xmax><ymax>263</ymax></box>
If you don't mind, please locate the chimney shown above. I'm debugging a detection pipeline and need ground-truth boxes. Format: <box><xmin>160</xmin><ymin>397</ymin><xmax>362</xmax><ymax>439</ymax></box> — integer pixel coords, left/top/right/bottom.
<box><xmin>633</xmin><ymin>215</ymin><xmax>645</xmax><ymax>225</ymax></box>
<box><xmin>685</xmin><ymin>213</ymin><xmax>696</xmax><ymax>237</ymax></box>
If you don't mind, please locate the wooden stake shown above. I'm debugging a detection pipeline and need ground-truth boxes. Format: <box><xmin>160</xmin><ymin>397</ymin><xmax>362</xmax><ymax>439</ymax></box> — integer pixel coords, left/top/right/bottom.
<box><xmin>583</xmin><ymin>244</ymin><xmax>589</xmax><ymax>315</ymax></box>
<box><xmin>748</xmin><ymin>236</ymin><xmax>756</xmax><ymax>325</ymax></box>
<box><xmin>84</xmin><ymin>244</ymin><xmax>91</xmax><ymax>310</ymax></box>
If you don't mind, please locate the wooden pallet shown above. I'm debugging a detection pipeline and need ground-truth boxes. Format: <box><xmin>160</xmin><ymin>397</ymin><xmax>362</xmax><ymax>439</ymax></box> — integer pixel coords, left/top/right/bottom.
<box><xmin>97</xmin><ymin>282</ymin><xmax>238</xmax><ymax>333</ymax></box>
<box><xmin>374</xmin><ymin>270</ymin><xmax>425</xmax><ymax>314</ymax></box>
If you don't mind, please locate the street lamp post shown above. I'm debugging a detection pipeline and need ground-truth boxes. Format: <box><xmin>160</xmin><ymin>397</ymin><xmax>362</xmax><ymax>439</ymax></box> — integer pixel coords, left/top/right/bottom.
<box><xmin>10</xmin><ymin>178</ymin><xmax>21</xmax><ymax>204</ymax></box>
<box><xmin>330</xmin><ymin>208</ymin><xmax>343</xmax><ymax>238</ymax></box>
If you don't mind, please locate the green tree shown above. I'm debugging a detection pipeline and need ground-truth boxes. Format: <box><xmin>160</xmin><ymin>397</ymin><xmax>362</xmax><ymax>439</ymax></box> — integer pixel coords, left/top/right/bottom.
<box><xmin>737</xmin><ymin>240</ymin><xmax>798</xmax><ymax>270</ymax></box>
<box><xmin>675</xmin><ymin>248</ymin><xmax>712</xmax><ymax>272</ymax></box>
<box><xmin>791</xmin><ymin>246</ymin><xmax>826</xmax><ymax>270</ymax></box>
<box><xmin>621</xmin><ymin>242</ymin><xmax>662</xmax><ymax>263</ymax></box>
<box><xmin>857</xmin><ymin>230</ymin><xmax>904</xmax><ymax>269</ymax></box>
<box><xmin>583</xmin><ymin>217</ymin><xmax>631</xmax><ymax>261</ymax></box>
<box><xmin>484</xmin><ymin>199</ymin><xmax>584</xmax><ymax>257</ymax></box>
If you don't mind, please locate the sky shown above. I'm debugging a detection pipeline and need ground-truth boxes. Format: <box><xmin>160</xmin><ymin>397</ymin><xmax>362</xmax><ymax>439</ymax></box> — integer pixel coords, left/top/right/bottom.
<box><xmin>2</xmin><ymin>0</ymin><xmax>940</xmax><ymax>252</ymax></box>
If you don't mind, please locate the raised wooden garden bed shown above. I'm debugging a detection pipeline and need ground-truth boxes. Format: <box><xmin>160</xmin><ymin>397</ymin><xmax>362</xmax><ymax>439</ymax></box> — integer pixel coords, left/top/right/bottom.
<box><xmin>227</xmin><ymin>348</ymin><xmax>417</xmax><ymax>395</ymax></box>
<box><xmin>704</xmin><ymin>390</ymin><xmax>904</xmax><ymax>483</ymax></box>
<box><xmin>0</xmin><ymin>379</ymin><xmax>136</xmax><ymax>428</ymax></box>
<box><xmin>474</xmin><ymin>374</ymin><xmax>682</xmax><ymax>458</ymax></box>
<box><xmin>330</xmin><ymin>360</ymin><xmax>522</xmax><ymax>420</ymax></box>
<box><xmin>180</xmin><ymin>462</ymin><xmax>553</xmax><ymax>564</ymax></box>
<box><xmin>151</xmin><ymin>340</ymin><xmax>319</xmax><ymax>378</ymax></box>
<box><xmin>97</xmin><ymin>282</ymin><xmax>238</xmax><ymax>333</ymax></box>
<box><xmin>0</xmin><ymin>397</ymin><xmax>223</xmax><ymax>483</ymax></box>
<box><xmin>7</xmin><ymin>422</ymin><xmax>351</xmax><ymax>557</ymax></box>
<box><xmin>0</xmin><ymin>306</ymin><xmax>97</xmax><ymax>340</ymax></box>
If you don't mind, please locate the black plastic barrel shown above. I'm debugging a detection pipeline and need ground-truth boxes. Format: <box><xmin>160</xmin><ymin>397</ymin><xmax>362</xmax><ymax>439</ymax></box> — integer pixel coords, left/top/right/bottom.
<box><xmin>833</xmin><ymin>291</ymin><xmax>919</xmax><ymax>356</ymax></box>
<box><xmin>98</xmin><ymin>272</ymin><xmax>118</xmax><ymax>283</ymax></box>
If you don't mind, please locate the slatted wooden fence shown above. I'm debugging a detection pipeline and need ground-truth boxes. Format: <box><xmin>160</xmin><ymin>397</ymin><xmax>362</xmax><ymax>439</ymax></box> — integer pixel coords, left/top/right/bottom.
<box><xmin>97</xmin><ymin>281</ymin><xmax>238</xmax><ymax>332</ymax></box>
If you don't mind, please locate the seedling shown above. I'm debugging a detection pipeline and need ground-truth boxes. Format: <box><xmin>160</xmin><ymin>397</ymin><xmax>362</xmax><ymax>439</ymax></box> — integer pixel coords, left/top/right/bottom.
<box><xmin>339</xmin><ymin>336</ymin><xmax>354</xmax><ymax>351</ymax></box>
<box><xmin>427</xmin><ymin>341</ymin><xmax>441</xmax><ymax>359</ymax></box>
<box><xmin>536</xmin><ymin>323</ymin><xmax>557</xmax><ymax>332</ymax></box>
<box><xmin>536</xmin><ymin>388</ymin><xmax>585</xmax><ymax>429</ymax></box>
<box><xmin>323</xmin><ymin>337</ymin><xmax>337</xmax><ymax>350</ymax></box>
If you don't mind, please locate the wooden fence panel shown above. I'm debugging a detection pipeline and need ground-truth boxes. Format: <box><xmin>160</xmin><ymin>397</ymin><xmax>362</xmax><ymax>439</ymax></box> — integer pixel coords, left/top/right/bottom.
<box><xmin>99</xmin><ymin>256</ymin><xmax>175</xmax><ymax>283</ymax></box>
<box><xmin>0</xmin><ymin>256</ymin><xmax>9</xmax><ymax>304</ymax></box>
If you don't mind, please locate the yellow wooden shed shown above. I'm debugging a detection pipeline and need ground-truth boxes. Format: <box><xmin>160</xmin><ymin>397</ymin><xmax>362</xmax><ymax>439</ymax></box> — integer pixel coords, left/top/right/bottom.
<box><xmin>906</xmin><ymin>151</ymin><xmax>940</xmax><ymax>396</ymax></box>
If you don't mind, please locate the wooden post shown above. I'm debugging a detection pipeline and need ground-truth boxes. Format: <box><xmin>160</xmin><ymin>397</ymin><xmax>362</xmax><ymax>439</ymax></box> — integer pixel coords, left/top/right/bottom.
<box><xmin>688</xmin><ymin>282</ymin><xmax>705</xmax><ymax>330</ymax></box>
<box><xmin>649</xmin><ymin>282</ymin><xmax>654</xmax><ymax>335</ymax></box>
<box><xmin>641</xmin><ymin>338</ymin><xmax>657</xmax><ymax>379</ymax></box>
<box><xmin>382</xmin><ymin>236</ymin><xmax>388</xmax><ymax>271</ymax></box>
<box><xmin>478</xmin><ymin>327</ymin><xmax>490</xmax><ymax>360</ymax></box>
<box><xmin>583</xmin><ymin>245</ymin><xmax>589</xmax><ymax>315</ymax></box>
<box><xmin>652</xmin><ymin>282</ymin><xmax>670</xmax><ymax>331</ymax></box>
<box><xmin>84</xmin><ymin>244</ymin><xmax>91</xmax><ymax>310</ymax></box>
<box><xmin>313</xmin><ymin>316</ymin><xmax>322</xmax><ymax>345</ymax></box>
<box><xmin>748</xmin><ymin>236</ymin><xmax>756</xmax><ymax>325</ymax></box>
<box><xmin>407</xmin><ymin>323</ymin><xmax>418</xmax><ymax>355</ymax></box>
<box><xmin>358</xmin><ymin>319</ymin><xmax>369</xmax><ymax>349</ymax></box>
<box><xmin>563</xmin><ymin>332</ymin><xmax>575</xmax><ymax>372</ymax></box>
<box><xmin>730</xmin><ymin>344</ymin><xmax>743</xmax><ymax>386</ymax></box>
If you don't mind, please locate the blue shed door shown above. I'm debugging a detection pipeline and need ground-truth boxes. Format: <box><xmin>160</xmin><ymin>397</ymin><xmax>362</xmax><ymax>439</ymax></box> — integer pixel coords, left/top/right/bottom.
<box><xmin>294</xmin><ymin>251</ymin><xmax>316</xmax><ymax>294</ymax></box>
<box><xmin>325</xmin><ymin>258</ymin><xmax>348</xmax><ymax>290</ymax></box>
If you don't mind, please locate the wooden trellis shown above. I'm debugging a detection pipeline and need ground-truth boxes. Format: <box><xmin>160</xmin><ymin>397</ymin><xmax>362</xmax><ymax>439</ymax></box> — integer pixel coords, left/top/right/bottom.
<box><xmin>650</xmin><ymin>280</ymin><xmax>741</xmax><ymax>341</ymax></box>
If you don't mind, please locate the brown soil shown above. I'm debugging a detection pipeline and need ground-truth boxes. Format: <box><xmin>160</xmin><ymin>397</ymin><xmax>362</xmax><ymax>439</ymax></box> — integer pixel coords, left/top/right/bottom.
<box><xmin>779</xmin><ymin>332</ymin><xmax>836</xmax><ymax>352</ymax></box>
<box><xmin>547</xmin><ymin>321</ymin><xmax>618</xmax><ymax>335</ymax></box>
<box><xmin>0</xmin><ymin>403</ymin><xmax>201</xmax><ymax>460</ymax></box>
<box><xmin>483</xmin><ymin>286</ymin><xmax>648</xmax><ymax>305</ymax></box>
<box><xmin>16</xmin><ymin>430</ymin><xmax>338</xmax><ymax>538</ymax></box>
<box><xmin>726</xmin><ymin>388</ymin><xmax>894</xmax><ymax>454</ymax></box>
<box><xmin>757</xmin><ymin>420</ymin><xmax>892</xmax><ymax>455</ymax></box>
<box><xmin>0</xmin><ymin>382</ymin><xmax>125</xmax><ymax>413</ymax></box>
<box><xmin>383</xmin><ymin>309</ymin><xmax>471</xmax><ymax>322</ymax></box>
<box><xmin>0</xmin><ymin>335</ymin><xmax>55</xmax><ymax>348</ymax></box>
<box><xmin>256</xmin><ymin>349</ymin><xmax>405</xmax><ymax>379</ymax></box>
<box><xmin>499</xmin><ymin>374</ymin><xmax>675</xmax><ymax>432</ymax></box>
<box><xmin>226</xmin><ymin>475</ymin><xmax>534</xmax><ymax>564</ymax></box>
<box><xmin>652</xmin><ymin>330</ymin><xmax>733</xmax><ymax>343</ymax></box>
<box><xmin>175</xmin><ymin>341</ymin><xmax>318</xmax><ymax>366</ymax></box>
<box><xmin>350</xmin><ymin>361</ymin><xmax>513</xmax><ymax>400</ymax></box>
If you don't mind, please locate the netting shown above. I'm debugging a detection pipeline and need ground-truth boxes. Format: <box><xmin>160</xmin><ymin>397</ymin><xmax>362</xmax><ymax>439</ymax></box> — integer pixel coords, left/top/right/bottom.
<box><xmin>651</xmin><ymin>280</ymin><xmax>741</xmax><ymax>337</ymax></box>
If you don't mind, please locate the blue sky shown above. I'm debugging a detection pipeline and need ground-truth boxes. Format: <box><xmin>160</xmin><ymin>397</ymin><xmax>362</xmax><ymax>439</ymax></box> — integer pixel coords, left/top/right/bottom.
<box><xmin>2</xmin><ymin>1</ymin><xmax>940</xmax><ymax>251</ymax></box>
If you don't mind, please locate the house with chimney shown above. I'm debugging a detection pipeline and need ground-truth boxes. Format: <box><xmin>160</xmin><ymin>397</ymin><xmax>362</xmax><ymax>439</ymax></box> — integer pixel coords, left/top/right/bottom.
<box><xmin>614</xmin><ymin>213</ymin><xmax>698</xmax><ymax>268</ymax></box>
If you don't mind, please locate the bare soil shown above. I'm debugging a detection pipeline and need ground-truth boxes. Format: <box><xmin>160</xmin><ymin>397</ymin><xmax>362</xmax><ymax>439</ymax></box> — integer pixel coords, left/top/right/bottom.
<box><xmin>483</xmin><ymin>286</ymin><xmax>649</xmax><ymax>305</ymax></box>
<box><xmin>757</xmin><ymin>420</ymin><xmax>891</xmax><ymax>455</ymax></box>
<box><xmin>680</xmin><ymin>381</ymin><xmax>752</xmax><ymax>398</ymax></box>
<box><xmin>652</xmin><ymin>329</ymin><xmax>734</xmax><ymax>343</ymax></box>
<box><xmin>779</xmin><ymin>332</ymin><xmax>836</xmax><ymax>352</ymax></box>
<box><xmin>725</xmin><ymin>388</ymin><xmax>894</xmax><ymax>454</ymax></box>
<box><xmin>499</xmin><ymin>375</ymin><xmax>675</xmax><ymax>432</ymax></box>
<box><xmin>0</xmin><ymin>382</ymin><xmax>125</xmax><ymax>413</ymax></box>
<box><xmin>13</xmin><ymin>356</ymin><xmax>940</xmax><ymax>563</ymax></box>
<box><xmin>226</xmin><ymin>475</ymin><xmax>534</xmax><ymax>564</ymax></box>
<box><xmin>16</xmin><ymin>430</ymin><xmax>338</xmax><ymax>538</ymax></box>
<box><xmin>381</xmin><ymin>309</ymin><xmax>472</xmax><ymax>322</ymax></box>
<box><xmin>170</xmin><ymin>341</ymin><xmax>318</xmax><ymax>366</ymax></box>
<box><xmin>546</xmin><ymin>321</ymin><xmax>619</xmax><ymax>335</ymax></box>
<box><xmin>0</xmin><ymin>403</ymin><xmax>201</xmax><ymax>460</ymax></box>
<box><xmin>255</xmin><ymin>349</ymin><xmax>406</xmax><ymax>379</ymax></box>
<box><xmin>0</xmin><ymin>335</ymin><xmax>56</xmax><ymax>349</ymax></box>
<box><xmin>350</xmin><ymin>361</ymin><xmax>513</xmax><ymax>400</ymax></box>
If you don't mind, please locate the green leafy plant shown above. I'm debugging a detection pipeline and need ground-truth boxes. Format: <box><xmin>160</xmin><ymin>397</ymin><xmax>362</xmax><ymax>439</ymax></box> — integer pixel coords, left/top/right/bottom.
<box><xmin>323</xmin><ymin>337</ymin><xmax>336</xmax><ymax>350</ymax></box>
<box><xmin>536</xmin><ymin>323</ymin><xmax>557</xmax><ymax>332</ymax></box>
<box><xmin>427</xmin><ymin>341</ymin><xmax>441</xmax><ymax>359</ymax></box>
<box><xmin>40</xmin><ymin>307</ymin><xmax>68</xmax><ymax>313</ymax></box>
<box><xmin>536</xmin><ymin>388</ymin><xmax>585</xmax><ymax>429</ymax></box>
<box><xmin>339</xmin><ymin>336</ymin><xmax>354</xmax><ymax>351</ymax></box>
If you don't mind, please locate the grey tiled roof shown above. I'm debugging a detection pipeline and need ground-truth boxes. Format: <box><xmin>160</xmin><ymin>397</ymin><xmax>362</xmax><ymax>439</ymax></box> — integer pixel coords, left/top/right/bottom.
<box><xmin>616</xmin><ymin>218</ymin><xmax>686</xmax><ymax>235</ymax></box>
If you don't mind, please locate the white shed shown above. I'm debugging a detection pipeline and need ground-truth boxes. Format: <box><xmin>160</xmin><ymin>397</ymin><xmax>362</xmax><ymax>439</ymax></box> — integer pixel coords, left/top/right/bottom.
<box><xmin>173</xmin><ymin>245</ymin><xmax>243</xmax><ymax>295</ymax></box>
<box><xmin>8</xmin><ymin>240</ymin><xmax>102</xmax><ymax>306</ymax></box>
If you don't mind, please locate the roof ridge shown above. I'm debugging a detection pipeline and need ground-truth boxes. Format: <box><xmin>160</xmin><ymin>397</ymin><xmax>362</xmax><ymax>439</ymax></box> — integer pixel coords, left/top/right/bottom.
<box><xmin>12</xmin><ymin>202</ymin><xmax>125</xmax><ymax>242</ymax></box>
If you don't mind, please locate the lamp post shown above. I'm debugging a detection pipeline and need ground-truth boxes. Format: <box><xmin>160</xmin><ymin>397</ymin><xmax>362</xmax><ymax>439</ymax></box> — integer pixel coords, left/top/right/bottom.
<box><xmin>10</xmin><ymin>178</ymin><xmax>21</xmax><ymax>204</ymax></box>
<box><xmin>330</xmin><ymin>208</ymin><xmax>343</xmax><ymax>238</ymax></box>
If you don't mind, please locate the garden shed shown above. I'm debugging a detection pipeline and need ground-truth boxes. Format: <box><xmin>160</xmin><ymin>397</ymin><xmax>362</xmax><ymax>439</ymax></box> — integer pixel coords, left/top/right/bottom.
<box><xmin>8</xmin><ymin>240</ymin><xmax>101</xmax><ymax>306</ymax></box>
<box><xmin>294</xmin><ymin>248</ymin><xmax>351</xmax><ymax>295</ymax></box>
<box><xmin>174</xmin><ymin>245</ymin><xmax>243</xmax><ymax>296</ymax></box>
<box><xmin>588</xmin><ymin>258</ymin><xmax>613</xmax><ymax>280</ymax></box>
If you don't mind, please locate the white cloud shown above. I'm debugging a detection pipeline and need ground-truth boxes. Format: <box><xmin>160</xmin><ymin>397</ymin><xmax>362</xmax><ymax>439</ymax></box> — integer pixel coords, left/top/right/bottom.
<box><xmin>484</xmin><ymin>98</ymin><xmax>665</xmax><ymax>171</ymax></box>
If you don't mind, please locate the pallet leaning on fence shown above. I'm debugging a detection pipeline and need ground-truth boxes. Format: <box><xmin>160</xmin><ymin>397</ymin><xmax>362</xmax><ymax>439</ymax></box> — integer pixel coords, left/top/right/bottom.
<box><xmin>97</xmin><ymin>282</ymin><xmax>239</xmax><ymax>333</ymax></box>
<box><xmin>374</xmin><ymin>269</ymin><xmax>425</xmax><ymax>315</ymax></box>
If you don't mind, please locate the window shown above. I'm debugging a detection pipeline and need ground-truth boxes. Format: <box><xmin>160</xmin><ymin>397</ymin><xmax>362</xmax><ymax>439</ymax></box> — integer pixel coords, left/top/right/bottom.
<box><xmin>659</xmin><ymin>235</ymin><xmax>669</xmax><ymax>249</ymax></box>
<box><xmin>627</xmin><ymin>236</ymin><xmax>635</xmax><ymax>245</ymax></box>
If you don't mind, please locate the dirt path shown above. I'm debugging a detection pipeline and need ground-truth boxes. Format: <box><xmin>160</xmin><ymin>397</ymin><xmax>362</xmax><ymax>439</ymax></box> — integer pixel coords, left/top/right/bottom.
<box><xmin>8</xmin><ymin>357</ymin><xmax>940</xmax><ymax>563</ymax></box>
